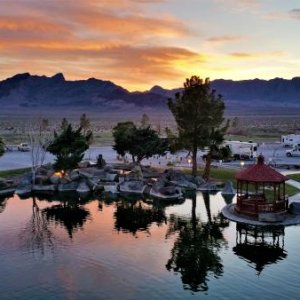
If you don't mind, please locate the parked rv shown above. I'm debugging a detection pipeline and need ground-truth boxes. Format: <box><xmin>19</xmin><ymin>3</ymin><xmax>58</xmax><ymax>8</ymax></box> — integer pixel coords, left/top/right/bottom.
<box><xmin>223</xmin><ymin>140</ymin><xmax>258</xmax><ymax>160</ymax></box>
<box><xmin>202</xmin><ymin>140</ymin><xmax>258</xmax><ymax>161</ymax></box>
<box><xmin>281</xmin><ymin>134</ymin><xmax>300</xmax><ymax>147</ymax></box>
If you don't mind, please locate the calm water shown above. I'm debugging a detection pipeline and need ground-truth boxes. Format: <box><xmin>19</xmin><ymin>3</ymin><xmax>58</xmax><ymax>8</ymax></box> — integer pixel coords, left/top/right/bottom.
<box><xmin>0</xmin><ymin>192</ymin><xmax>299</xmax><ymax>300</ymax></box>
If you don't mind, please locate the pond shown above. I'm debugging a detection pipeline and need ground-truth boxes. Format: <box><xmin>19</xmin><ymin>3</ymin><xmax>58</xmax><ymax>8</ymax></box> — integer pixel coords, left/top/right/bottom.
<box><xmin>0</xmin><ymin>192</ymin><xmax>299</xmax><ymax>300</ymax></box>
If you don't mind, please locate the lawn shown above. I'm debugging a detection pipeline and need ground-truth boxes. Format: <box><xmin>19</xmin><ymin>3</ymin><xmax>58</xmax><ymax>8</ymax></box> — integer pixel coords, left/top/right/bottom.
<box><xmin>0</xmin><ymin>167</ymin><xmax>31</xmax><ymax>178</ymax></box>
<box><xmin>196</xmin><ymin>167</ymin><xmax>300</xmax><ymax>197</ymax></box>
<box><xmin>287</xmin><ymin>173</ymin><xmax>300</xmax><ymax>182</ymax></box>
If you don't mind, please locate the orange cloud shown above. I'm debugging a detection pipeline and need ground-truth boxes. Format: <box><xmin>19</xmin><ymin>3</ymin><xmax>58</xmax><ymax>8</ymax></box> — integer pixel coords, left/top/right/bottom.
<box><xmin>206</xmin><ymin>35</ymin><xmax>243</xmax><ymax>43</ymax></box>
<box><xmin>229</xmin><ymin>51</ymin><xmax>285</xmax><ymax>59</ymax></box>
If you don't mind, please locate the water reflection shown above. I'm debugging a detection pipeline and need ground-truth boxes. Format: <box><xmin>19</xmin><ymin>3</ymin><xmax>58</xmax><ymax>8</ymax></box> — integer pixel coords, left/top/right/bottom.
<box><xmin>19</xmin><ymin>196</ymin><xmax>55</xmax><ymax>255</ymax></box>
<box><xmin>0</xmin><ymin>197</ymin><xmax>8</xmax><ymax>213</ymax></box>
<box><xmin>43</xmin><ymin>195</ymin><xmax>90</xmax><ymax>239</ymax></box>
<box><xmin>114</xmin><ymin>198</ymin><xmax>167</xmax><ymax>235</ymax></box>
<box><xmin>233</xmin><ymin>223</ymin><xmax>287</xmax><ymax>275</ymax></box>
<box><xmin>166</xmin><ymin>193</ymin><xmax>228</xmax><ymax>292</ymax></box>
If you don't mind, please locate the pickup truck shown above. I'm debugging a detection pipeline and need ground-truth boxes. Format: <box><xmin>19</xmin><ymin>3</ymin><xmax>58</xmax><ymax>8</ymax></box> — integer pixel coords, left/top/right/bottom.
<box><xmin>286</xmin><ymin>148</ymin><xmax>300</xmax><ymax>157</ymax></box>
<box><xmin>18</xmin><ymin>143</ymin><xmax>30</xmax><ymax>152</ymax></box>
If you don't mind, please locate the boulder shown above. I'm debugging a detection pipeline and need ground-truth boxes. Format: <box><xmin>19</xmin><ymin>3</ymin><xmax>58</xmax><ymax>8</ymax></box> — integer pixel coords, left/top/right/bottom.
<box><xmin>34</xmin><ymin>174</ymin><xmax>49</xmax><ymax>184</ymax></box>
<box><xmin>222</xmin><ymin>181</ymin><xmax>235</xmax><ymax>196</ymax></box>
<box><xmin>289</xmin><ymin>202</ymin><xmax>300</xmax><ymax>214</ymax></box>
<box><xmin>0</xmin><ymin>179</ymin><xmax>9</xmax><ymax>189</ymax></box>
<box><xmin>70</xmin><ymin>170</ymin><xmax>80</xmax><ymax>181</ymax></box>
<box><xmin>132</xmin><ymin>165</ymin><xmax>143</xmax><ymax>180</ymax></box>
<box><xmin>164</xmin><ymin>169</ymin><xmax>201</xmax><ymax>190</ymax></box>
<box><xmin>49</xmin><ymin>175</ymin><xmax>60</xmax><ymax>184</ymax></box>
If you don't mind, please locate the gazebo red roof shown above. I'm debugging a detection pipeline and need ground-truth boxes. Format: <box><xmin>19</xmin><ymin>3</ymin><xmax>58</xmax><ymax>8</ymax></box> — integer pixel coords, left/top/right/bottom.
<box><xmin>235</xmin><ymin>155</ymin><xmax>288</xmax><ymax>183</ymax></box>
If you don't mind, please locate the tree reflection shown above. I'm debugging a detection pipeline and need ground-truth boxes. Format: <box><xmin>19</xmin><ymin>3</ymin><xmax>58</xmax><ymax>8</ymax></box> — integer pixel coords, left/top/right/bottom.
<box><xmin>233</xmin><ymin>223</ymin><xmax>287</xmax><ymax>275</ymax></box>
<box><xmin>114</xmin><ymin>198</ymin><xmax>167</xmax><ymax>236</ymax></box>
<box><xmin>0</xmin><ymin>197</ymin><xmax>8</xmax><ymax>213</ymax></box>
<box><xmin>166</xmin><ymin>193</ymin><xmax>228</xmax><ymax>292</ymax></box>
<box><xmin>20</xmin><ymin>196</ymin><xmax>55</xmax><ymax>255</ymax></box>
<box><xmin>43</xmin><ymin>197</ymin><xmax>90</xmax><ymax>239</ymax></box>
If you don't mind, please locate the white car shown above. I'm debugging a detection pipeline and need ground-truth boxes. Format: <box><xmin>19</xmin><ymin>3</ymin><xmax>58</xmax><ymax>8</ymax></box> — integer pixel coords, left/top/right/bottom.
<box><xmin>286</xmin><ymin>148</ymin><xmax>300</xmax><ymax>157</ymax></box>
<box><xmin>18</xmin><ymin>143</ymin><xmax>30</xmax><ymax>152</ymax></box>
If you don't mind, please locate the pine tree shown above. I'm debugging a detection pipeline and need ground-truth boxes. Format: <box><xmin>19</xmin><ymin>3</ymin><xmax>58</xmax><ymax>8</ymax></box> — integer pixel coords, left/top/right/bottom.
<box><xmin>168</xmin><ymin>76</ymin><xmax>227</xmax><ymax>177</ymax></box>
<box><xmin>47</xmin><ymin>123</ymin><xmax>90</xmax><ymax>172</ymax></box>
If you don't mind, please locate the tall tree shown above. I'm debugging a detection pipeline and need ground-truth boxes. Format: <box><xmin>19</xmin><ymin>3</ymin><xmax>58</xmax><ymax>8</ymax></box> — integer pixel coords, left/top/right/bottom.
<box><xmin>60</xmin><ymin>118</ymin><xmax>69</xmax><ymax>131</ymax></box>
<box><xmin>112</xmin><ymin>121</ymin><xmax>136</xmax><ymax>161</ymax></box>
<box><xmin>80</xmin><ymin>113</ymin><xmax>91</xmax><ymax>135</ymax></box>
<box><xmin>168</xmin><ymin>76</ymin><xmax>226</xmax><ymax>176</ymax></box>
<box><xmin>113</xmin><ymin>121</ymin><xmax>168</xmax><ymax>163</ymax></box>
<box><xmin>140</xmin><ymin>113</ymin><xmax>150</xmax><ymax>129</ymax></box>
<box><xmin>47</xmin><ymin>123</ymin><xmax>91</xmax><ymax>172</ymax></box>
<box><xmin>202</xmin><ymin>125</ymin><xmax>229</xmax><ymax>180</ymax></box>
<box><xmin>0</xmin><ymin>136</ymin><xmax>5</xmax><ymax>157</ymax></box>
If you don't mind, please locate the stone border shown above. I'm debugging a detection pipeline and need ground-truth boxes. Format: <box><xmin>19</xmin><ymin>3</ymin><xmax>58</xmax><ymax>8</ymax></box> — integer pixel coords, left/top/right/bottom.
<box><xmin>222</xmin><ymin>203</ymin><xmax>300</xmax><ymax>226</ymax></box>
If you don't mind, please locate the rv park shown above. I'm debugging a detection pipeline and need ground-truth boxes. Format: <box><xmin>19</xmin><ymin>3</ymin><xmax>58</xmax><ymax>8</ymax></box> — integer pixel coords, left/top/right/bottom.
<box><xmin>2</xmin><ymin>135</ymin><xmax>300</xmax><ymax>172</ymax></box>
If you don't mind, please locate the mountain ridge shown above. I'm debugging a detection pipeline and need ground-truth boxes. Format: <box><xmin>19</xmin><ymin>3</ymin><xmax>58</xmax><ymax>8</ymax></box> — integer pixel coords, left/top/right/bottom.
<box><xmin>1</xmin><ymin>73</ymin><xmax>300</xmax><ymax>111</ymax></box>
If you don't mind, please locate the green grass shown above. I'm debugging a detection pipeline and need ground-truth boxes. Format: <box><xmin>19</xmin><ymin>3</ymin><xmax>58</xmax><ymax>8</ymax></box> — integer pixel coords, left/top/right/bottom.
<box><xmin>287</xmin><ymin>173</ymin><xmax>300</xmax><ymax>182</ymax></box>
<box><xmin>92</xmin><ymin>132</ymin><xmax>113</xmax><ymax>146</ymax></box>
<box><xmin>0</xmin><ymin>167</ymin><xmax>31</xmax><ymax>178</ymax></box>
<box><xmin>193</xmin><ymin>167</ymin><xmax>300</xmax><ymax>197</ymax></box>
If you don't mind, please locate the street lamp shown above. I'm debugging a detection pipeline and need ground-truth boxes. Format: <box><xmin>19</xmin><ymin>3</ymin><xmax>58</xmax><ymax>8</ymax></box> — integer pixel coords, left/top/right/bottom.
<box><xmin>240</xmin><ymin>160</ymin><xmax>245</xmax><ymax>168</ymax></box>
<box><xmin>188</xmin><ymin>158</ymin><xmax>192</xmax><ymax>167</ymax></box>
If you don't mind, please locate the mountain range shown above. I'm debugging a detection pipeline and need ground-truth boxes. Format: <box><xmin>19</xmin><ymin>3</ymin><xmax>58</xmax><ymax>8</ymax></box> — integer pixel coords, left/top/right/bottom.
<box><xmin>0</xmin><ymin>73</ymin><xmax>300</xmax><ymax>113</ymax></box>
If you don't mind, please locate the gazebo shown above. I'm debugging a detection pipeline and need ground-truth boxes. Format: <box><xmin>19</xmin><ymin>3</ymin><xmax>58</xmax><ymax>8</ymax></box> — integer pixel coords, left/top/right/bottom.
<box><xmin>235</xmin><ymin>155</ymin><xmax>288</xmax><ymax>216</ymax></box>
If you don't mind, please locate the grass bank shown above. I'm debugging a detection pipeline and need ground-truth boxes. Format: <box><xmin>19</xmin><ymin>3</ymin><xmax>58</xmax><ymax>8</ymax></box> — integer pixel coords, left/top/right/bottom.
<box><xmin>0</xmin><ymin>167</ymin><xmax>31</xmax><ymax>178</ymax></box>
<box><xmin>287</xmin><ymin>174</ymin><xmax>300</xmax><ymax>182</ymax></box>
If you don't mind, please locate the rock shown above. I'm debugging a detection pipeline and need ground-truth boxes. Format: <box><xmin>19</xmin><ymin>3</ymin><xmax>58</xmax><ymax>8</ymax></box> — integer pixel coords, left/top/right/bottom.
<box><xmin>222</xmin><ymin>181</ymin><xmax>235</xmax><ymax>196</ymax></box>
<box><xmin>76</xmin><ymin>180</ymin><xmax>91</xmax><ymax>195</ymax></box>
<box><xmin>58</xmin><ymin>181</ymin><xmax>78</xmax><ymax>192</ymax></box>
<box><xmin>0</xmin><ymin>179</ymin><xmax>9</xmax><ymax>189</ymax></box>
<box><xmin>164</xmin><ymin>169</ymin><xmax>199</xmax><ymax>190</ymax></box>
<box><xmin>34</xmin><ymin>174</ymin><xmax>49</xmax><ymax>184</ymax></box>
<box><xmin>190</xmin><ymin>176</ymin><xmax>205</xmax><ymax>187</ymax></box>
<box><xmin>119</xmin><ymin>180</ymin><xmax>146</xmax><ymax>194</ymax></box>
<box><xmin>49</xmin><ymin>175</ymin><xmax>60</xmax><ymax>184</ymax></box>
<box><xmin>78</xmin><ymin>161</ymin><xmax>90</xmax><ymax>168</ymax></box>
<box><xmin>132</xmin><ymin>165</ymin><xmax>143</xmax><ymax>180</ymax></box>
<box><xmin>289</xmin><ymin>202</ymin><xmax>300</xmax><ymax>214</ymax></box>
<box><xmin>105</xmin><ymin>173</ymin><xmax>117</xmax><ymax>182</ymax></box>
<box><xmin>60</xmin><ymin>176</ymin><xmax>72</xmax><ymax>184</ymax></box>
<box><xmin>70</xmin><ymin>170</ymin><xmax>80</xmax><ymax>181</ymax></box>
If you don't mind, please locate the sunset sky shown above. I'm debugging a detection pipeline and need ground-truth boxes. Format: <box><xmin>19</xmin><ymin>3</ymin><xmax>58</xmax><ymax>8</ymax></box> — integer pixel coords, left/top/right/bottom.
<box><xmin>1</xmin><ymin>0</ymin><xmax>300</xmax><ymax>90</ymax></box>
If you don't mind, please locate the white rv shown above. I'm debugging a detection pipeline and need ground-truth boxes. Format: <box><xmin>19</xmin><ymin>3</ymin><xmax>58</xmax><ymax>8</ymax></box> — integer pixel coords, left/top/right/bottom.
<box><xmin>223</xmin><ymin>140</ymin><xmax>258</xmax><ymax>160</ymax></box>
<box><xmin>202</xmin><ymin>140</ymin><xmax>258</xmax><ymax>161</ymax></box>
<box><xmin>281</xmin><ymin>134</ymin><xmax>300</xmax><ymax>147</ymax></box>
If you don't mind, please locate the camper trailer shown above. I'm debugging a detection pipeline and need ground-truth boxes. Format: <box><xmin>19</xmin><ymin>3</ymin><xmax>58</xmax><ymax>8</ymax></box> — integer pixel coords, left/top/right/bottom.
<box><xmin>223</xmin><ymin>140</ymin><xmax>258</xmax><ymax>160</ymax></box>
<box><xmin>202</xmin><ymin>140</ymin><xmax>258</xmax><ymax>161</ymax></box>
<box><xmin>281</xmin><ymin>134</ymin><xmax>300</xmax><ymax>147</ymax></box>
